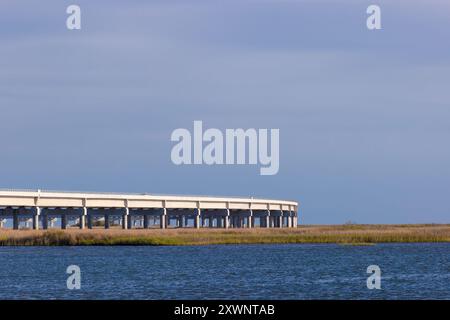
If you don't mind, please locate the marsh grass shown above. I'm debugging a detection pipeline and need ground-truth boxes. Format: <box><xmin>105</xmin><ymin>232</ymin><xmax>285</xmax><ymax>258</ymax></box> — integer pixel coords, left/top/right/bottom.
<box><xmin>0</xmin><ymin>224</ymin><xmax>449</xmax><ymax>246</ymax></box>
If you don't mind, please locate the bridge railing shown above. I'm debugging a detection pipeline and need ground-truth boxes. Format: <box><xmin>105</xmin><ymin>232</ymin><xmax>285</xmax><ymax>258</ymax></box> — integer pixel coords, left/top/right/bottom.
<box><xmin>0</xmin><ymin>188</ymin><xmax>297</xmax><ymax>203</ymax></box>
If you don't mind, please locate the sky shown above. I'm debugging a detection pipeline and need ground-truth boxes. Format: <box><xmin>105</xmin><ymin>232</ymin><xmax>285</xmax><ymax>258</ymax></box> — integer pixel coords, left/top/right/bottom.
<box><xmin>0</xmin><ymin>0</ymin><xmax>449</xmax><ymax>224</ymax></box>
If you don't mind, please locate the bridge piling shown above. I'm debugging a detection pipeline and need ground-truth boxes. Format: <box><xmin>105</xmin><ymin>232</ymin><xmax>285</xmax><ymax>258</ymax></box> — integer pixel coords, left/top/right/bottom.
<box><xmin>33</xmin><ymin>207</ymin><xmax>40</xmax><ymax>230</ymax></box>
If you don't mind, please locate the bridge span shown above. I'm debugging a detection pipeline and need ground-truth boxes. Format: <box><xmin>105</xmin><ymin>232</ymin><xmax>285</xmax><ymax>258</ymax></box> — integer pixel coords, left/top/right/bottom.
<box><xmin>0</xmin><ymin>190</ymin><xmax>299</xmax><ymax>230</ymax></box>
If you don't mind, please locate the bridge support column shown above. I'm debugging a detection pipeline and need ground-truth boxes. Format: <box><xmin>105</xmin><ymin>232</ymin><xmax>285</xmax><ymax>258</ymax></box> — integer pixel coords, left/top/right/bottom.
<box><xmin>61</xmin><ymin>214</ymin><xmax>67</xmax><ymax>230</ymax></box>
<box><xmin>33</xmin><ymin>207</ymin><xmax>40</xmax><ymax>230</ymax></box>
<box><xmin>177</xmin><ymin>216</ymin><xmax>183</xmax><ymax>228</ymax></box>
<box><xmin>13</xmin><ymin>211</ymin><xmax>19</xmax><ymax>230</ymax></box>
<box><xmin>128</xmin><ymin>214</ymin><xmax>135</xmax><ymax>229</ymax></box>
<box><xmin>194</xmin><ymin>209</ymin><xmax>200</xmax><ymax>229</ymax></box>
<box><xmin>160</xmin><ymin>208</ymin><xmax>167</xmax><ymax>229</ymax></box>
<box><xmin>143</xmin><ymin>214</ymin><xmax>149</xmax><ymax>229</ymax></box>
<box><xmin>122</xmin><ymin>208</ymin><xmax>129</xmax><ymax>229</ymax></box>
<box><xmin>224</xmin><ymin>210</ymin><xmax>230</xmax><ymax>229</ymax></box>
<box><xmin>79</xmin><ymin>210</ymin><xmax>85</xmax><ymax>230</ymax></box>
<box><xmin>208</xmin><ymin>216</ymin><xmax>213</xmax><ymax>228</ymax></box>
<box><xmin>87</xmin><ymin>214</ymin><xmax>93</xmax><ymax>229</ymax></box>
<box><xmin>80</xmin><ymin>207</ymin><xmax>87</xmax><ymax>229</ymax></box>
<box><xmin>42</xmin><ymin>214</ymin><xmax>48</xmax><ymax>229</ymax></box>
<box><xmin>265</xmin><ymin>211</ymin><xmax>270</xmax><ymax>228</ymax></box>
<box><xmin>48</xmin><ymin>217</ymin><xmax>54</xmax><ymax>228</ymax></box>
<box><xmin>248</xmin><ymin>210</ymin><xmax>253</xmax><ymax>228</ymax></box>
<box><xmin>104</xmin><ymin>214</ymin><xmax>110</xmax><ymax>229</ymax></box>
<box><xmin>278</xmin><ymin>213</ymin><xmax>283</xmax><ymax>228</ymax></box>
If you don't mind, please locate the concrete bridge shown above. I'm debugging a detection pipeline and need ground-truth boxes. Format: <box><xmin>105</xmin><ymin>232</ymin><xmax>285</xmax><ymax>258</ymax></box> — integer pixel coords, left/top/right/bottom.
<box><xmin>0</xmin><ymin>189</ymin><xmax>299</xmax><ymax>230</ymax></box>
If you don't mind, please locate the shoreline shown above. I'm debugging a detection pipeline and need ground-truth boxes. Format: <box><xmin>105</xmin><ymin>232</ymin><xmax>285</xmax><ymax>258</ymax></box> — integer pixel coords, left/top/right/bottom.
<box><xmin>0</xmin><ymin>224</ymin><xmax>449</xmax><ymax>246</ymax></box>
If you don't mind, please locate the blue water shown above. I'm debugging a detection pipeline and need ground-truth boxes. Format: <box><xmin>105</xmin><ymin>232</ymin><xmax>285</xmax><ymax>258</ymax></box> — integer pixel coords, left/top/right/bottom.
<box><xmin>0</xmin><ymin>243</ymin><xmax>448</xmax><ymax>299</ymax></box>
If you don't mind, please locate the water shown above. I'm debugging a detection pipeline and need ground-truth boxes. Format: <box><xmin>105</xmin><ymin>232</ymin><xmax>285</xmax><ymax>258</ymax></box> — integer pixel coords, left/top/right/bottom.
<box><xmin>0</xmin><ymin>243</ymin><xmax>448</xmax><ymax>299</ymax></box>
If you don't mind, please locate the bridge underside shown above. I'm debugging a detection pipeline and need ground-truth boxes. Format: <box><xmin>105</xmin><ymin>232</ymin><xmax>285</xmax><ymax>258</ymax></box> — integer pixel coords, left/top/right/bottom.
<box><xmin>0</xmin><ymin>207</ymin><xmax>298</xmax><ymax>230</ymax></box>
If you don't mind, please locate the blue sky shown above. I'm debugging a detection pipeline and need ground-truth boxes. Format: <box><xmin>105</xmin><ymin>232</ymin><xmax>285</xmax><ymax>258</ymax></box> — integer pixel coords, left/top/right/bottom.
<box><xmin>1</xmin><ymin>0</ymin><xmax>449</xmax><ymax>224</ymax></box>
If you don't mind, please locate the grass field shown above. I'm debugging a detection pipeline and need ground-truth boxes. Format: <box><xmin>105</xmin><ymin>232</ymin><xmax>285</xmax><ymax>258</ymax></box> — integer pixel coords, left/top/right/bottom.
<box><xmin>0</xmin><ymin>224</ymin><xmax>449</xmax><ymax>246</ymax></box>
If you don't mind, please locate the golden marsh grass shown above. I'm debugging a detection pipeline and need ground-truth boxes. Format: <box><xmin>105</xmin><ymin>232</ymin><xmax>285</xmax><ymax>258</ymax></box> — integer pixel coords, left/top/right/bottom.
<box><xmin>0</xmin><ymin>224</ymin><xmax>449</xmax><ymax>246</ymax></box>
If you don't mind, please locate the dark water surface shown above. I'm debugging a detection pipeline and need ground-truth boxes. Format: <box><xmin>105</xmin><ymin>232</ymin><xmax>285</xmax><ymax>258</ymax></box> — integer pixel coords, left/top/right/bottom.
<box><xmin>0</xmin><ymin>243</ymin><xmax>448</xmax><ymax>299</ymax></box>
